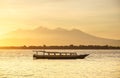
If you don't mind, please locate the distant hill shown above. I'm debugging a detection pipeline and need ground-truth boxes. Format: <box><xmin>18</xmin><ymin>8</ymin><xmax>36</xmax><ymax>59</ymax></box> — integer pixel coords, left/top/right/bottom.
<box><xmin>1</xmin><ymin>26</ymin><xmax>120</xmax><ymax>46</ymax></box>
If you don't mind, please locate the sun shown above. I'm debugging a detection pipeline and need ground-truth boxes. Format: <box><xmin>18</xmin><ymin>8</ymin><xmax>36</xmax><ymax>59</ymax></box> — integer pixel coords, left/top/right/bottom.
<box><xmin>0</xmin><ymin>30</ymin><xmax>6</xmax><ymax>36</ymax></box>
<box><xmin>0</xmin><ymin>28</ymin><xmax>11</xmax><ymax>39</ymax></box>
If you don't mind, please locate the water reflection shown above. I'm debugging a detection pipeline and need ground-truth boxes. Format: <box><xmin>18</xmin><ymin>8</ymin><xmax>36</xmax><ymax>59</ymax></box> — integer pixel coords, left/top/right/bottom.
<box><xmin>0</xmin><ymin>49</ymin><xmax>120</xmax><ymax>78</ymax></box>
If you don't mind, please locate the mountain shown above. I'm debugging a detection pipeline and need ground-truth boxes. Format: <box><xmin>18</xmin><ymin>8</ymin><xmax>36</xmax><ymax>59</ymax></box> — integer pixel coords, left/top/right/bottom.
<box><xmin>1</xmin><ymin>26</ymin><xmax>120</xmax><ymax>46</ymax></box>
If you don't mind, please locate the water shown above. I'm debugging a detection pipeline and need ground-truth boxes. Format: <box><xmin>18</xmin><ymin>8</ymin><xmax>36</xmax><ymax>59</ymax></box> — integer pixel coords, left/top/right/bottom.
<box><xmin>0</xmin><ymin>49</ymin><xmax>120</xmax><ymax>78</ymax></box>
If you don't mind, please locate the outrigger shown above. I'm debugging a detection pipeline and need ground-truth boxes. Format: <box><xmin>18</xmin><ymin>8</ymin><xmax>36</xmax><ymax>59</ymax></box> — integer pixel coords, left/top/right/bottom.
<box><xmin>33</xmin><ymin>50</ymin><xmax>89</xmax><ymax>59</ymax></box>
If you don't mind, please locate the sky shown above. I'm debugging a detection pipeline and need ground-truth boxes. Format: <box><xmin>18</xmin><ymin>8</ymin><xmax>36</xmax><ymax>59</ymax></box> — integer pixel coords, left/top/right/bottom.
<box><xmin>0</xmin><ymin>0</ymin><xmax>120</xmax><ymax>40</ymax></box>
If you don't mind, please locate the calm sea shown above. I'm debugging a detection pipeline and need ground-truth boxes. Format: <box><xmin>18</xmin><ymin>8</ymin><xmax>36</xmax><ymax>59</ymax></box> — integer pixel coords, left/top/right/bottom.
<box><xmin>0</xmin><ymin>49</ymin><xmax>120</xmax><ymax>78</ymax></box>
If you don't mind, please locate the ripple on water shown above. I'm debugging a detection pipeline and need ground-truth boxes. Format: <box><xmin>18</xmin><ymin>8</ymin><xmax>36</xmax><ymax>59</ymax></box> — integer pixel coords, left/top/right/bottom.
<box><xmin>0</xmin><ymin>49</ymin><xmax>120</xmax><ymax>78</ymax></box>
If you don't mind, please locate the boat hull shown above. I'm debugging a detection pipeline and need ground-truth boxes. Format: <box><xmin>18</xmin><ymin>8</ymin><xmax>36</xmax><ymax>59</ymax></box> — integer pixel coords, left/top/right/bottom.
<box><xmin>33</xmin><ymin>54</ymin><xmax>89</xmax><ymax>59</ymax></box>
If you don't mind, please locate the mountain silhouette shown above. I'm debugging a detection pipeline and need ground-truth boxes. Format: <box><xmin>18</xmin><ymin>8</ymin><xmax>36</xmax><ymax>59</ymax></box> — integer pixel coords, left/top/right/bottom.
<box><xmin>1</xmin><ymin>26</ymin><xmax>120</xmax><ymax>46</ymax></box>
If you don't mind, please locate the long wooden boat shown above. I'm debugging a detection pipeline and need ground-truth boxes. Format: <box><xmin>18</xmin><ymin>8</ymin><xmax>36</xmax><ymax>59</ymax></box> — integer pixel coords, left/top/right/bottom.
<box><xmin>33</xmin><ymin>51</ymin><xmax>89</xmax><ymax>59</ymax></box>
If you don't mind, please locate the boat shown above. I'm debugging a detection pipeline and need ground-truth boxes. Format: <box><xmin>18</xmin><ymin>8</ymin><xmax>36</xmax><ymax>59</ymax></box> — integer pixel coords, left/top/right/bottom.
<box><xmin>33</xmin><ymin>50</ymin><xmax>89</xmax><ymax>59</ymax></box>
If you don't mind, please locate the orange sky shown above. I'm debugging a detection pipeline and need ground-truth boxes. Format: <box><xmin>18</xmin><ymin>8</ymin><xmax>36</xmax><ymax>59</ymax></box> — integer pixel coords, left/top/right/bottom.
<box><xmin>0</xmin><ymin>0</ymin><xmax>120</xmax><ymax>42</ymax></box>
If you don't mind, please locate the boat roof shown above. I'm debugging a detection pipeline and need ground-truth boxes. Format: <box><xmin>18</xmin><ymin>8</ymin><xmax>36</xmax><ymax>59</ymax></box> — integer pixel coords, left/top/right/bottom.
<box><xmin>33</xmin><ymin>50</ymin><xmax>77</xmax><ymax>54</ymax></box>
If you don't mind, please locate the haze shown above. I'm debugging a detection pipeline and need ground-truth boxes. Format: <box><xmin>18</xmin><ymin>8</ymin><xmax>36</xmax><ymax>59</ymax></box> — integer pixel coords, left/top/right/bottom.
<box><xmin>0</xmin><ymin>26</ymin><xmax>119</xmax><ymax>46</ymax></box>
<box><xmin>0</xmin><ymin>0</ymin><xmax>120</xmax><ymax>46</ymax></box>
